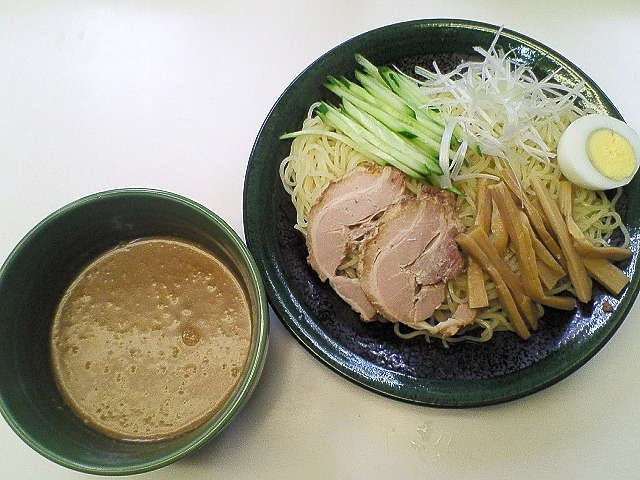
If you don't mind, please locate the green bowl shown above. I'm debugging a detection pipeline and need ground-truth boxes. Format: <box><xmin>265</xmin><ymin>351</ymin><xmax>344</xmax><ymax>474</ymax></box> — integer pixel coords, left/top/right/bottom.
<box><xmin>0</xmin><ymin>189</ymin><xmax>269</xmax><ymax>475</ymax></box>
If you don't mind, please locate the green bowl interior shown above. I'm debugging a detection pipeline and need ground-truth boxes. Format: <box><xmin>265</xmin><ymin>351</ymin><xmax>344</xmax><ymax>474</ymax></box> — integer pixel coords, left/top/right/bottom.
<box><xmin>0</xmin><ymin>189</ymin><xmax>268</xmax><ymax>475</ymax></box>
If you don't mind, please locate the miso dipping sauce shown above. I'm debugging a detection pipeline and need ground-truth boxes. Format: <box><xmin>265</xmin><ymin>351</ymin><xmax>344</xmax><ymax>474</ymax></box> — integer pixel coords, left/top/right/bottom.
<box><xmin>50</xmin><ymin>237</ymin><xmax>252</xmax><ymax>441</ymax></box>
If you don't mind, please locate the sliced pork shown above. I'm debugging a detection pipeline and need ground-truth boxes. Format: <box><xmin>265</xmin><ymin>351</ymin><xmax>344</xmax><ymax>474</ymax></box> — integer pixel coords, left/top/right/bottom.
<box><xmin>359</xmin><ymin>186</ymin><xmax>464</xmax><ymax>327</ymax></box>
<box><xmin>329</xmin><ymin>276</ymin><xmax>377</xmax><ymax>321</ymax></box>
<box><xmin>431</xmin><ymin>304</ymin><xmax>477</xmax><ymax>337</ymax></box>
<box><xmin>306</xmin><ymin>164</ymin><xmax>406</xmax><ymax>320</ymax></box>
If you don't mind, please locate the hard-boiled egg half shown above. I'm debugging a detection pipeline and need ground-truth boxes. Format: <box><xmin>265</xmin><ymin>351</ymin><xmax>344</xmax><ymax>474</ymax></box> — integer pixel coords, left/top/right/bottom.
<box><xmin>557</xmin><ymin>114</ymin><xmax>640</xmax><ymax>190</ymax></box>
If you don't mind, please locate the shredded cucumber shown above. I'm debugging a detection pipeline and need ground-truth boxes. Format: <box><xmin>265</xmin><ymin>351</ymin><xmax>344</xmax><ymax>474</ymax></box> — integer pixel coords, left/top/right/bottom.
<box><xmin>325</xmin><ymin>76</ymin><xmax>447</xmax><ymax>162</ymax></box>
<box><xmin>354</xmin><ymin>70</ymin><xmax>415</xmax><ymax>119</ymax></box>
<box><xmin>316</xmin><ymin>103</ymin><xmax>428</xmax><ymax>179</ymax></box>
<box><xmin>280</xmin><ymin>54</ymin><xmax>473</xmax><ymax>189</ymax></box>
<box><xmin>341</xmin><ymin>100</ymin><xmax>441</xmax><ymax>175</ymax></box>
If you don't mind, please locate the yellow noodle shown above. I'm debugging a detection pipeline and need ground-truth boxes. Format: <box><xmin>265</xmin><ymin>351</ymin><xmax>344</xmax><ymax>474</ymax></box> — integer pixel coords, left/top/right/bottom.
<box><xmin>279</xmin><ymin>106</ymin><xmax>629</xmax><ymax>344</ymax></box>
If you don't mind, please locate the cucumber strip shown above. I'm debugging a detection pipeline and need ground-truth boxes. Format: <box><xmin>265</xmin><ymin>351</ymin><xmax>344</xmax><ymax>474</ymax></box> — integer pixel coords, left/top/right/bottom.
<box><xmin>325</xmin><ymin>78</ymin><xmax>447</xmax><ymax>159</ymax></box>
<box><xmin>355</xmin><ymin>68</ymin><xmax>443</xmax><ymax>140</ymax></box>
<box><xmin>409</xmin><ymin>138</ymin><xmax>437</xmax><ymax>156</ymax></box>
<box><xmin>469</xmin><ymin>141</ymin><xmax>481</xmax><ymax>154</ymax></box>
<box><xmin>333</xmin><ymin>102</ymin><xmax>432</xmax><ymax>176</ymax></box>
<box><xmin>317</xmin><ymin>103</ymin><xmax>427</xmax><ymax>180</ymax></box>
<box><xmin>327</xmin><ymin>75</ymin><xmax>377</xmax><ymax>107</ymax></box>
<box><xmin>425</xmin><ymin>174</ymin><xmax>465</xmax><ymax>196</ymax></box>
<box><xmin>329</xmin><ymin>75</ymin><xmax>415</xmax><ymax>124</ymax></box>
<box><xmin>446</xmin><ymin>184</ymin><xmax>465</xmax><ymax>196</ymax></box>
<box><xmin>381</xmin><ymin>72</ymin><xmax>454</xmax><ymax>143</ymax></box>
<box><xmin>354</xmin><ymin>54</ymin><xmax>386</xmax><ymax>84</ymax></box>
<box><xmin>341</xmin><ymin>100</ymin><xmax>441</xmax><ymax>175</ymax></box>
<box><xmin>354</xmin><ymin>70</ymin><xmax>415</xmax><ymax>119</ymax></box>
<box><xmin>339</xmin><ymin>76</ymin><xmax>424</xmax><ymax>137</ymax></box>
<box><xmin>381</xmin><ymin>68</ymin><xmax>434</xmax><ymax>113</ymax></box>
<box><xmin>410</xmin><ymin>138</ymin><xmax>454</xmax><ymax>164</ymax></box>
<box><xmin>379</xmin><ymin>67</ymin><xmax>446</xmax><ymax>131</ymax></box>
<box><xmin>361</xmin><ymin>64</ymin><xmax>444</xmax><ymax>139</ymax></box>
<box><xmin>387</xmin><ymin>67</ymin><xmax>469</xmax><ymax>143</ymax></box>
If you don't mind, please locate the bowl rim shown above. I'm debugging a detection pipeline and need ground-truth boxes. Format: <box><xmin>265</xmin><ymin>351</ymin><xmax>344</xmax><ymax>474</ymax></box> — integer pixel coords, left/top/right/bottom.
<box><xmin>243</xmin><ymin>18</ymin><xmax>638</xmax><ymax>407</ymax></box>
<box><xmin>0</xmin><ymin>188</ymin><xmax>269</xmax><ymax>475</ymax></box>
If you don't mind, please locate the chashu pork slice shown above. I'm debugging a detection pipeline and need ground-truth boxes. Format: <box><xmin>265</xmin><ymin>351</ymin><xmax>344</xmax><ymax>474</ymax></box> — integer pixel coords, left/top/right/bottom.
<box><xmin>359</xmin><ymin>186</ymin><xmax>464</xmax><ymax>328</ymax></box>
<box><xmin>329</xmin><ymin>276</ymin><xmax>377</xmax><ymax>320</ymax></box>
<box><xmin>306</xmin><ymin>164</ymin><xmax>406</xmax><ymax>320</ymax></box>
<box><xmin>430</xmin><ymin>303</ymin><xmax>477</xmax><ymax>337</ymax></box>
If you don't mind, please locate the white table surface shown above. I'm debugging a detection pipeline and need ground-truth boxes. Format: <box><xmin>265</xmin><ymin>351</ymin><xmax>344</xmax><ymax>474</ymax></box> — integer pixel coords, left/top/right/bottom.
<box><xmin>2</xmin><ymin>1</ymin><xmax>640</xmax><ymax>479</ymax></box>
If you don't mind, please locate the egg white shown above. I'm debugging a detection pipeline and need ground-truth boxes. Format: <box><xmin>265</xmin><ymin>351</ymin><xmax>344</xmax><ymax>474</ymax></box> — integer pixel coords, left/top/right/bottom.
<box><xmin>557</xmin><ymin>114</ymin><xmax>640</xmax><ymax>190</ymax></box>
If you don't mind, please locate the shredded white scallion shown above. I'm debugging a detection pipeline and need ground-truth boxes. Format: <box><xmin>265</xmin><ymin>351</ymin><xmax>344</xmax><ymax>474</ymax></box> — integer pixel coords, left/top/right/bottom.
<box><xmin>438</xmin><ymin>120</ymin><xmax>458</xmax><ymax>188</ymax></box>
<box><xmin>450</xmin><ymin>138</ymin><xmax>468</xmax><ymax>180</ymax></box>
<box><xmin>452</xmin><ymin>173</ymin><xmax>500</xmax><ymax>182</ymax></box>
<box><xmin>408</xmin><ymin>30</ymin><xmax>592</xmax><ymax>182</ymax></box>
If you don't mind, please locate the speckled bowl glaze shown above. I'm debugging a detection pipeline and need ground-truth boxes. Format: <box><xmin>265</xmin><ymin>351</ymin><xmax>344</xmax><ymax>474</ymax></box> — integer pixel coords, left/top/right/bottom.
<box><xmin>243</xmin><ymin>19</ymin><xmax>640</xmax><ymax>407</ymax></box>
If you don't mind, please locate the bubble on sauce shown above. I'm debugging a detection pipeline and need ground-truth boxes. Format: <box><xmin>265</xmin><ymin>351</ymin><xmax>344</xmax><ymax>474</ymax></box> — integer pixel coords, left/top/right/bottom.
<box><xmin>182</xmin><ymin>364</ymin><xmax>197</xmax><ymax>379</ymax></box>
<box><xmin>181</xmin><ymin>327</ymin><xmax>200</xmax><ymax>346</ymax></box>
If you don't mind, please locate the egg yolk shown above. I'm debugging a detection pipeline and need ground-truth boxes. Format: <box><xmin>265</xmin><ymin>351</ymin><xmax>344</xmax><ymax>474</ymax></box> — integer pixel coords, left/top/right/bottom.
<box><xmin>587</xmin><ymin>128</ymin><xmax>636</xmax><ymax>180</ymax></box>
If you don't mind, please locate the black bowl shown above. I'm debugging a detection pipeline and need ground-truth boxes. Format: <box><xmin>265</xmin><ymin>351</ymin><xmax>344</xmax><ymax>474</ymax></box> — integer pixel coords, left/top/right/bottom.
<box><xmin>243</xmin><ymin>19</ymin><xmax>640</xmax><ymax>406</ymax></box>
